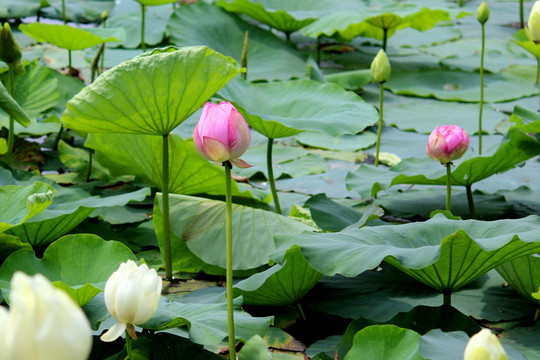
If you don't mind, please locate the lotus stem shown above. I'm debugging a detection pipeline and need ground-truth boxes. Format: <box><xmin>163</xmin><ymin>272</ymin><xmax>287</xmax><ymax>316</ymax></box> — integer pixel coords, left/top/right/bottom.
<box><xmin>68</xmin><ymin>49</ymin><xmax>72</xmax><ymax>76</ymax></box>
<box><xmin>382</xmin><ymin>28</ymin><xmax>388</xmax><ymax>51</ymax></box>
<box><xmin>90</xmin><ymin>43</ymin><xmax>105</xmax><ymax>82</ymax></box>
<box><xmin>162</xmin><ymin>133</ymin><xmax>172</xmax><ymax>280</ymax></box>
<box><xmin>7</xmin><ymin>63</ymin><xmax>15</xmax><ymax>155</ymax></box>
<box><xmin>316</xmin><ymin>36</ymin><xmax>321</xmax><ymax>66</ymax></box>
<box><xmin>61</xmin><ymin>0</ymin><xmax>66</xmax><ymax>24</ymax></box>
<box><xmin>446</xmin><ymin>163</ymin><xmax>452</xmax><ymax>212</ymax></box>
<box><xmin>375</xmin><ymin>82</ymin><xmax>384</xmax><ymax>167</ymax></box>
<box><xmin>267</xmin><ymin>138</ymin><xmax>282</xmax><ymax>214</ymax></box>
<box><xmin>224</xmin><ymin>160</ymin><xmax>236</xmax><ymax>360</ymax></box>
<box><xmin>141</xmin><ymin>4</ymin><xmax>147</xmax><ymax>52</ymax></box>
<box><xmin>520</xmin><ymin>0</ymin><xmax>525</xmax><ymax>29</ymax></box>
<box><xmin>86</xmin><ymin>149</ymin><xmax>93</xmax><ymax>182</ymax></box>
<box><xmin>125</xmin><ymin>330</ymin><xmax>134</xmax><ymax>360</ymax></box>
<box><xmin>285</xmin><ymin>31</ymin><xmax>291</xmax><ymax>42</ymax></box>
<box><xmin>534</xmin><ymin>308</ymin><xmax>540</xmax><ymax>322</ymax></box>
<box><xmin>241</xmin><ymin>31</ymin><xmax>248</xmax><ymax>81</ymax></box>
<box><xmin>478</xmin><ymin>23</ymin><xmax>485</xmax><ymax>155</ymax></box>
<box><xmin>538</xmin><ymin>58</ymin><xmax>540</xmax><ymax>111</ymax></box>
<box><xmin>297</xmin><ymin>302</ymin><xmax>306</xmax><ymax>321</ymax></box>
<box><xmin>101</xmin><ymin>17</ymin><xmax>107</xmax><ymax>74</ymax></box>
<box><xmin>458</xmin><ymin>0</ymin><xmax>463</xmax><ymax>7</ymax></box>
<box><xmin>54</xmin><ymin>125</ymin><xmax>63</xmax><ymax>150</ymax></box>
<box><xmin>466</xmin><ymin>184</ymin><xmax>476</xmax><ymax>219</ymax></box>
<box><xmin>443</xmin><ymin>291</ymin><xmax>452</xmax><ymax>307</ymax></box>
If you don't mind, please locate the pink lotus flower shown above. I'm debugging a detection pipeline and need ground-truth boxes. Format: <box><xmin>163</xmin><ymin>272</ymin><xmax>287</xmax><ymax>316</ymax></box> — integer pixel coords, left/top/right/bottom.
<box><xmin>426</xmin><ymin>125</ymin><xmax>469</xmax><ymax>164</ymax></box>
<box><xmin>193</xmin><ymin>101</ymin><xmax>252</xmax><ymax>168</ymax></box>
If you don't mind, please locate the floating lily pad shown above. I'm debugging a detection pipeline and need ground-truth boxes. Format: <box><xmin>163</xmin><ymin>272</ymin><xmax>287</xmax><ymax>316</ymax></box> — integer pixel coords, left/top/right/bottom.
<box><xmin>44</xmin><ymin>0</ymin><xmax>116</xmax><ymax>22</ymax></box>
<box><xmin>154</xmin><ymin>194</ymin><xmax>315</xmax><ymax>271</ymax></box>
<box><xmin>385</xmin><ymin>68</ymin><xmax>538</xmax><ymax>103</ymax></box>
<box><xmin>63</xmin><ymin>46</ymin><xmax>239</xmax><ymax>136</ymax></box>
<box><xmin>295</xmin><ymin>131</ymin><xmax>377</xmax><ymax>152</ymax></box>
<box><xmin>0</xmin><ymin>0</ymin><xmax>42</xmax><ymax>18</ymax></box>
<box><xmin>272</xmin><ymin>214</ymin><xmax>540</xmax><ymax>293</ymax></box>
<box><xmin>167</xmin><ymin>3</ymin><xmax>307</xmax><ymax>82</ymax></box>
<box><xmin>142</xmin><ymin>297</ymin><xmax>273</xmax><ymax>345</ymax></box>
<box><xmin>0</xmin><ymin>234</ymin><xmax>137</xmax><ymax>306</ymax></box>
<box><xmin>20</xmin><ymin>23</ymin><xmax>122</xmax><ymax>50</ymax></box>
<box><xmin>0</xmin><ymin>181</ymin><xmax>55</xmax><ymax>233</ymax></box>
<box><xmin>219</xmin><ymin>77</ymin><xmax>377</xmax><ymax>139</ymax></box>
<box><xmin>233</xmin><ymin>245</ymin><xmax>322</xmax><ymax>306</ymax></box>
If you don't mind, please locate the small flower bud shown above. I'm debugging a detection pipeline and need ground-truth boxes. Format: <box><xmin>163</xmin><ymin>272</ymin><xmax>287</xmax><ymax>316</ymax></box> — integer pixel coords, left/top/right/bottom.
<box><xmin>476</xmin><ymin>1</ymin><xmax>490</xmax><ymax>25</ymax></box>
<box><xmin>464</xmin><ymin>329</ymin><xmax>508</xmax><ymax>360</ymax></box>
<box><xmin>0</xmin><ymin>23</ymin><xmax>23</xmax><ymax>72</ymax></box>
<box><xmin>528</xmin><ymin>1</ymin><xmax>540</xmax><ymax>43</ymax></box>
<box><xmin>101</xmin><ymin>10</ymin><xmax>109</xmax><ymax>21</ymax></box>
<box><xmin>370</xmin><ymin>49</ymin><xmax>391</xmax><ymax>83</ymax></box>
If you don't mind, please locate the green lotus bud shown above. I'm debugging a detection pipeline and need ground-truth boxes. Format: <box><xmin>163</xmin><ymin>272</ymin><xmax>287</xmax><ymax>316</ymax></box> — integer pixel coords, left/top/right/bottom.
<box><xmin>476</xmin><ymin>1</ymin><xmax>490</xmax><ymax>25</ymax></box>
<box><xmin>529</xmin><ymin>1</ymin><xmax>540</xmax><ymax>43</ymax></box>
<box><xmin>370</xmin><ymin>49</ymin><xmax>391</xmax><ymax>83</ymax></box>
<box><xmin>101</xmin><ymin>10</ymin><xmax>109</xmax><ymax>21</ymax></box>
<box><xmin>0</xmin><ymin>23</ymin><xmax>22</xmax><ymax>67</ymax></box>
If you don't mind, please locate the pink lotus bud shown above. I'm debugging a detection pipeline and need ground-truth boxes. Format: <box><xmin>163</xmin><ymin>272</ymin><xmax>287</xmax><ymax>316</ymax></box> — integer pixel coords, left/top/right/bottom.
<box><xmin>193</xmin><ymin>101</ymin><xmax>252</xmax><ymax>168</ymax></box>
<box><xmin>426</xmin><ymin>124</ymin><xmax>469</xmax><ymax>164</ymax></box>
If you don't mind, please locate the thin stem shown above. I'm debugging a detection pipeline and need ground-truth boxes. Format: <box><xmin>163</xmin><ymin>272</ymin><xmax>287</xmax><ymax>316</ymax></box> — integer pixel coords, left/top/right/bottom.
<box><xmin>7</xmin><ymin>64</ymin><xmax>15</xmax><ymax>154</ymax></box>
<box><xmin>285</xmin><ymin>31</ymin><xmax>291</xmax><ymax>42</ymax></box>
<box><xmin>240</xmin><ymin>31</ymin><xmax>249</xmax><ymax>81</ymax></box>
<box><xmin>86</xmin><ymin>149</ymin><xmax>92</xmax><ymax>182</ymax></box>
<box><xmin>466</xmin><ymin>184</ymin><xmax>476</xmax><ymax>219</ymax></box>
<box><xmin>101</xmin><ymin>18</ymin><xmax>107</xmax><ymax>74</ymax></box>
<box><xmin>267</xmin><ymin>138</ymin><xmax>282</xmax><ymax>214</ymax></box>
<box><xmin>141</xmin><ymin>4</ymin><xmax>147</xmax><ymax>52</ymax></box>
<box><xmin>446</xmin><ymin>163</ymin><xmax>452</xmax><ymax>212</ymax></box>
<box><xmin>54</xmin><ymin>125</ymin><xmax>63</xmax><ymax>150</ymax></box>
<box><xmin>375</xmin><ymin>82</ymin><xmax>384</xmax><ymax>167</ymax></box>
<box><xmin>296</xmin><ymin>302</ymin><xmax>306</xmax><ymax>321</ymax></box>
<box><xmin>479</xmin><ymin>23</ymin><xmax>485</xmax><ymax>155</ymax></box>
<box><xmin>68</xmin><ymin>49</ymin><xmax>72</xmax><ymax>76</ymax></box>
<box><xmin>224</xmin><ymin>161</ymin><xmax>236</xmax><ymax>360</ymax></box>
<box><xmin>458</xmin><ymin>0</ymin><xmax>463</xmax><ymax>7</ymax></box>
<box><xmin>443</xmin><ymin>291</ymin><xmax>452</xmax><ymax>307</ymax></box>
<box><xmin>382</xmin><ymin>28</ymin><xmax>388</xmax><ymax>51</ymax></box>
<box><xmin>534</xmin><ymin>308</ymin><xmax>540</xmax><ymax>322</ymax></box>
<box><xmin>520</xmin><ymin>0</ymin><xmax>525</xmax><ymax>29</ymax></box>
<box><xmin>162</xmin><ymin>134</ymin><xmax>172</xmax><ymax>280</ymax></box>
<box><xmin>316</xmin><ymin>36</ymin><xmax>321</xmax><ymax>66</ymax></box>
<box><xmin>61</xmin><ymin>0</ymin><xmax>66</xmax><ymax>24</ymax></box>
<box><xmin>125</xmin><ymin>330</ymin><xmax>134</xmax><ymax>360</ymax></box>
<box><xmin>537</xmin><ymin>58</ymin><xmax>540</xmax><ymax>112</ymax></box>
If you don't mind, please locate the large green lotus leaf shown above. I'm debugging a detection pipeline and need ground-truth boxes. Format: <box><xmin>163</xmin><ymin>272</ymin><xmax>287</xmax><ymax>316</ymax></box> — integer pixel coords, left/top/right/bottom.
<box><xmin>0</xmin><ymin>0</ymin><xmax>42</xmax><ymax>18</ymax></box>
<box><xmin>155</xmin><ymin>194</ymin><xmax>315</xmax><ymax>271</ymax></box>
<box><xmin>343</xmin><ymin>325</ymin><xmax>424</xmax><ymax>360</ymax></box>
<box><xmin>135</xmin><ymin>0</ymin><xmax>176</xmax><ymax>6</ymax></box>
<box><xmin>512</xmin><ymin>28</ymin><xmax>540</xmax><ymax>59</ymax></box>
<box><xmin>238</xmin><ymin>335</ymin><xmax>273</xmax><ymax>360</ymax></box>
<box><xmin>306</xmin><ymin>266</ymin><xmax>535</xmax><ymax>323</ymax></box>
<box><xmin>325</xmin><ymin>69</ymin><xmax>373</xmax><ymax>91</ymax></box>
<box><xmin>385</xmin><ymin>68</ymin><xmax>538</xmax><ymax>103</ymax></box>
<box><xmin>301</xmin><ymin>5</ymin><xmax>451</xmax><ymax>41</ymax></box>
<box><xmin>85</xmin><ymin>133</ymin><xmax>251</xmax><ymax>197</ymax></box>
<box><xmin>6</xmin><ymin>186</ymin><xmax>150</xmax><ymax>247</ymax></box>
<box><xmin>499</xmin><ymin>322</ymin><xmax>540</xmax><ymax>360</ymax></box>
<box><xmin>345</xmin><ymin>164</ymin><xmax>398</xmax><ymax>199</ymax></box>
<box><xmin>62</xmin><ymin>46</ymin><xmax>239</xmax><ymax>135</ymax></box>
<box><xmin>45</xmin><ymin>0</ymin><xmax>116</xmax><ymax>22</ymax></box>
<box><xmin>216</xmin><ymin>0</ymin><xmax>363</xmax><ymax>34</ymax></box>
<box><xmin>272</xmin><ymin>214</ymin><xmax>540</xmax><ymax>293</ymax></box>
<box><xmin>0</xmin><ymin>233</ymin><xmax>32</xmax><ymax>263</ymax></box>
<box><xmin>19</xmin><ymin>23</ymin><xmax>121</xmax><ymax>50</ymax></box>
<box><xmin>0</xmin><ymin>234</ymin><xmax>137</xmax><ymax>306</ymax></box>
<box><xmin>391</xmin><ymin>129</ymin><xmax>540</xmax><ymax>188</ymax></box>
<box><xmin>0</xmin><ymin>81</ymin><xmax>30</xmax><ymax>127</ymax></box>
<box><xmin>294</xmin><ymin>131</ymin><xmax>377</xmax><ymax>152</ymax></box>
<box><xmin>218</xmin><ymin>77</ymin><xmax>377</xmax><ymax>138</ymax></box>
<box><xmin>233</xmin><ymin>245</ymin><xmax>322</xmax><ymax>306</ymax></box>
<box><xmin>142</xmin><ymin>297</ymin><xmax>273</xmax><ymax>345</ymax></box>
<box><xmin>167</xmin><ymin>3</ymin><xmax>306</xmax><ymax>82</ymax></box>
<box><xmin>0</xmin><ymin>181</ymin><xmax>55</xmax><ymax>233</ymax></box>
<box><xmin>57</xmin><ymin>140</ymin><xmax>111</xmax><ymax>182</ymax></box>
<box><xmin>276</xmin><ymin>169</ymin><xmax>361</xmax><ymax>199</ymax></box>
<box><xmin>497</xmin><ymin>254</ymin><xmax>540</xmax><ymax>306</ymax></box>
<box><xmin>0</xmin><ymin>61</ymin><xmax>59</xmax><ymax>124</ymax></box>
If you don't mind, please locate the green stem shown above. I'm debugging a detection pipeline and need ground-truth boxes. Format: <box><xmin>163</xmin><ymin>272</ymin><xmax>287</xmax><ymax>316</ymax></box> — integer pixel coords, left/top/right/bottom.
<box><xmin>446</xmin><ymin>163</ymin><xmax>452</xmax><ymax>212</ymax></box>
<box><xmin>86</xmin><ymin>149</ymin><xmax>93</xmax><ymax>182</ymax></box>
<box><xmin>68</xmin><ymin>49</ymin><xmax>72</xmax><ymax>76</ymax></box>
<box><xmin>141</xmin><ymin>4</ymin><xmax>147</xmax><ymax>52</ymax></box>
<box><xmin>125</xmin><ymin>331</ymin><xmax>134</xmax><ymax>360</ymax></box>
<box><xmin>285</xmin><ymin>31</ymin><xmax>291</xmax><ymax>42</ymax></box>
<box><xmin>267</xmin><ymin>138</ymin><xmax>282</xmax><ymax>214</ymax></box>
<box><xmin>382</xmin><ymin>28</ymin><xmax>388</xmax><ymax>51</ymax></box>
<box><xmin>458</xmin><ymin>0</ymin><xmax>463</xmax><ymax>7</ymax></box>
<box><xmin>443</xmin><ymin>291</ymin><xmax>452</xmax><ymax>307</ymax></box>
<box><xmin>316</xmin><ymin>36</ymin><xmax>321</xmax><ymax>66</ymax></box>
<box><xmin>61</xmin><ymin>0</ymin><xmax>66</xmax><ymax>24</ymax></box>
<box><xmin>479</xmin><ymin>23</ymin><xmax>485</xmax><ymax>155</ymax></box>
<box><xmin>537</xmin><ymin>58</ymin><xmax>540</xmax><ymax>112</ymax></box>
<box><xmin>101</xmin><ymin>18</ymin><xmax>107</xmax><ymax>74</ymax></box>
<box><xmin>375</xmin><ymin>82</ymin><xmax>384</xmax><ymax>167</ymax></box>
<box><xmin>534</xmin><ymin>308</ymin><xmax>540</xmax><ymax>322</ymax></box>
<box><xmin>296</xmin><ymin>302</ymin><xmax>306</xmax><ymax>321</ymax></box>
<box><xmin>466</xmin><ymin>184</ymin><xmax>476</xmax><ymax>219</ymax></box>
<box><xmin>520</xmin><ymin>0</ymin><xmax>525</xmax><ymax>29</ymax></box>
<box><xmin>240</xmin><ymin>31</ymin><xmax>249</xmax><ymax>81</ymax></box>
<box><xmin>224</xmin><ymin>161</ymin><xmax>236</xmax><ymax>360</ymax></box>
<box><xmin>162</xmin><ymin>134</ymin><xmax>172</xmax><ymax>280</ymax></box>
<box><xmin>7</xmin><ymin>64</ymin><xmax>15</xmax><ymax>155</ymax></box>
<box><xmin>54</xmin><ymin>125</ymin><xmax>63</xmax><ymax>150</ymax></box>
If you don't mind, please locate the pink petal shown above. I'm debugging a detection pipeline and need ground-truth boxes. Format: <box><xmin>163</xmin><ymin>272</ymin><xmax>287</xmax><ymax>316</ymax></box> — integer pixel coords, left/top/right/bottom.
<box><xmin>203</xmin><ymin>137</ymin><xmax>231</xmax><ymax>163</ymax></box>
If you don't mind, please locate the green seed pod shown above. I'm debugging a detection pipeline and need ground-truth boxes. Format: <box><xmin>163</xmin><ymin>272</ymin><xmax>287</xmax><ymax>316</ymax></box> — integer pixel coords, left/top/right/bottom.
<box><xmin>370</xmin><ymin>49</ymin><xmax>391</xmax><ymax>83</ymax></box>
<box><xmin>476</xmin><ymin>1</ymin><xmax>490</xmax><ymax>25</ymax></box>
<box><xmin>0</xmin><ymin>23</ymin><xmax>23</xmax><ymax>68</ymax></box>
